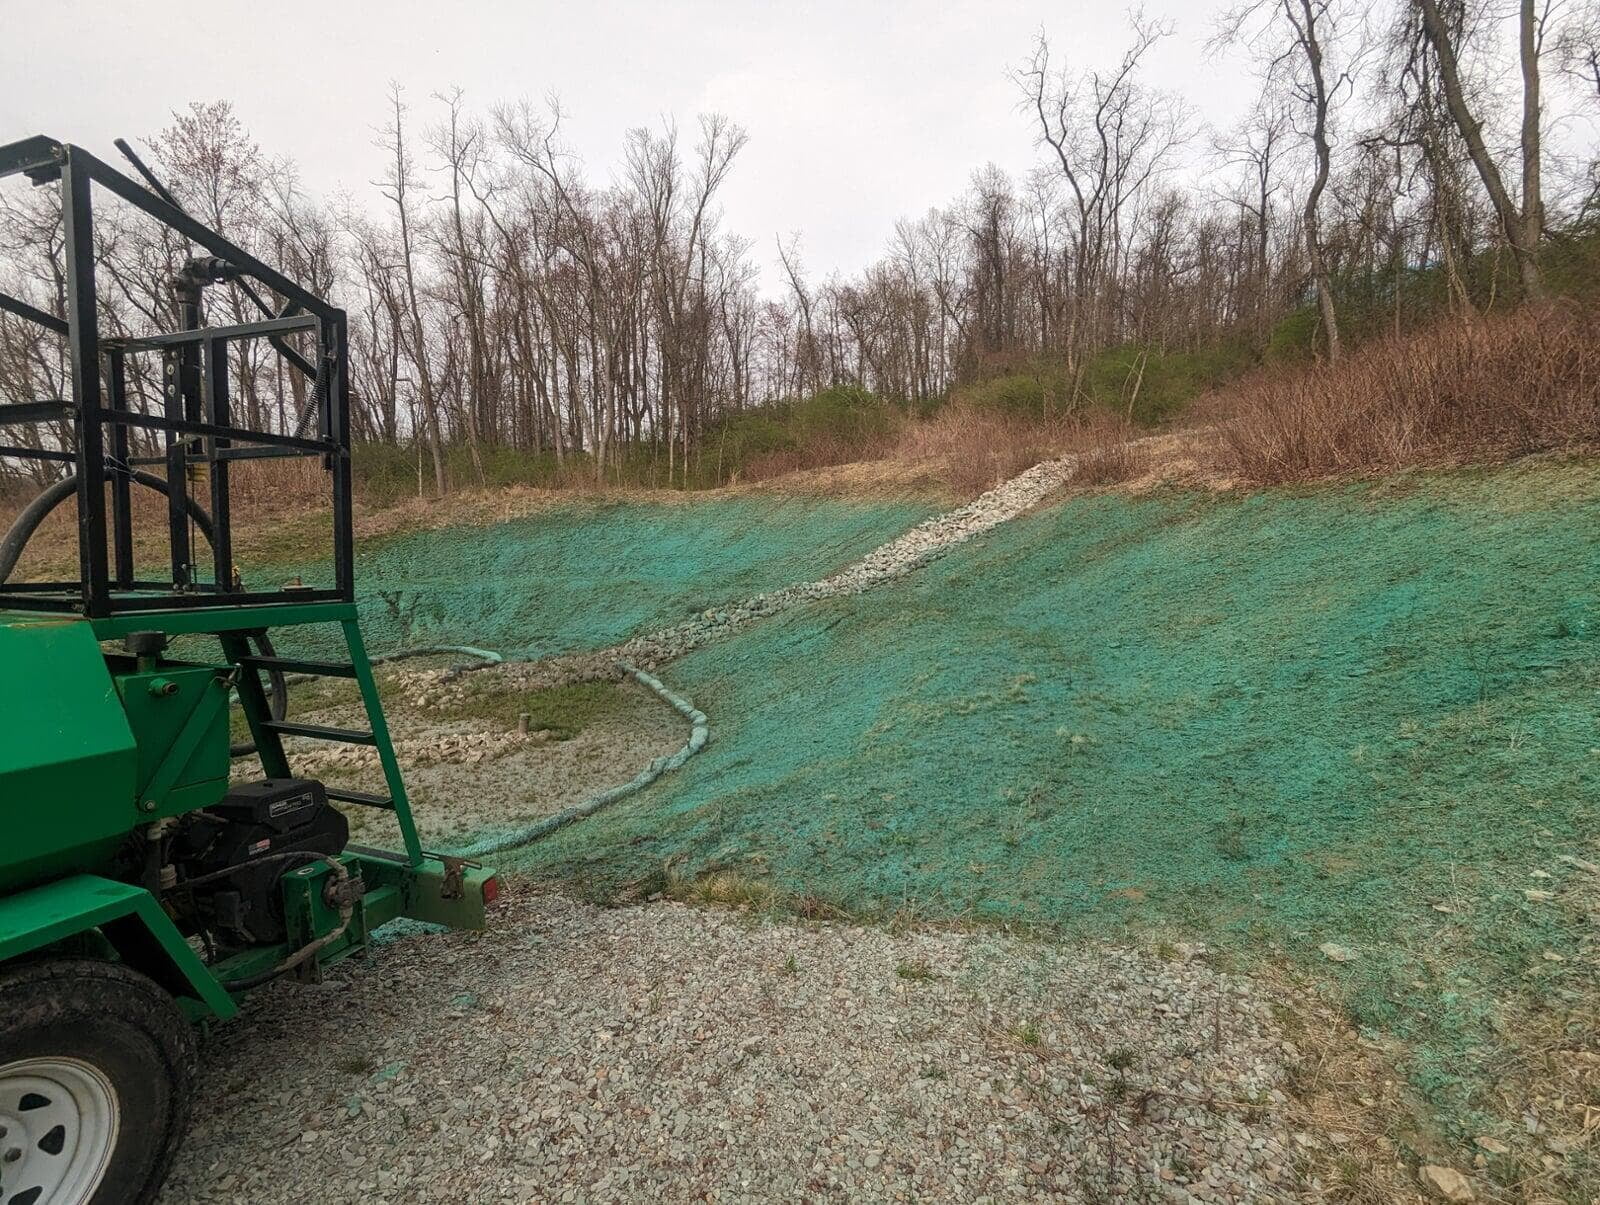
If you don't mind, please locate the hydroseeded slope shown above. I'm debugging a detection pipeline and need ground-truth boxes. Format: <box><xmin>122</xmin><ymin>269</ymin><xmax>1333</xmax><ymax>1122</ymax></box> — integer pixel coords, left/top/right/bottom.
<box><xmin>278</xmin><ymin>494</ymin><xmax>935</xmax><ymax>660</ymax></box>
<box><xmin>514</xmin><ymin>460</ymin><xmax>1600</xmax><ymax>1136</ymax></box>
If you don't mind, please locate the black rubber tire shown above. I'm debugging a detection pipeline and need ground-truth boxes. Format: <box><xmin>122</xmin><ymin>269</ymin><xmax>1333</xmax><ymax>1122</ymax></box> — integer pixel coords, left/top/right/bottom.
<box><xmin>0</xmin><ymin>959</ymin><xmax>197</xmax><ymax>1205</ymax></box>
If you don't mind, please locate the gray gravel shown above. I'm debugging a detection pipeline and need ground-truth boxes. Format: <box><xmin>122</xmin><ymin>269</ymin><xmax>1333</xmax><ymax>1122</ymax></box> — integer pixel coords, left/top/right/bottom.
<box><xmin>163</xmin><ymin>891</ymin><xmax>1305</xmax><ymax>1203</ymax></box>
<box><xmin>285</xmin><ymin>678</ymin><xmax>686</xmax><ymax>848</ymax></box>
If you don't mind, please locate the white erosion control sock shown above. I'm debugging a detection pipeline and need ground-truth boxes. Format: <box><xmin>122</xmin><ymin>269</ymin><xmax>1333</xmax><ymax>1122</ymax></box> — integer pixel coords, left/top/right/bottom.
<box><xmin>454</xmin><ymin>660</ymin><xmax>709</xmax><ymax>858</ymax></box>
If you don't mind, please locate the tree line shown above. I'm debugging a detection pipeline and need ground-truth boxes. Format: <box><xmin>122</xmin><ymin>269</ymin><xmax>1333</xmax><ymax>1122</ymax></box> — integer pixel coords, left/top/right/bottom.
<box><xmin>2</xmin><ymin>0</ymin><xmax>1596</xmax><ymax>493</ymax></box>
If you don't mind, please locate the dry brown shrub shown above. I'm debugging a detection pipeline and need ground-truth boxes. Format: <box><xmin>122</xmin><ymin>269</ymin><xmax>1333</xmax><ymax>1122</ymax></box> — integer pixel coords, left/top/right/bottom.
<box><xmin>896</xmin><ymin>403</ymin><xmax>1147</xmax><ymax>495</ymax></box>
<box><xmin>740</xmin><ymin>429</ymin><xmax>897</xmax><ymax>484</ymax></box>
<box><xmin>1072</xmin><ymin>433</ymin><xmax>1153</xmax><ymax>487</ymax></box>
<box><xmin>228</xmin><ymin>454</ymin><xmax>327</xmax><ymax>513</ymax></box>
<box><xmin>1212</xmin><ymin>303</ymin><xmax>1600</xmax><ymax>484</ymax></box>
<box><xmin>895</xmin><ymin>405</ymin><xmax>1061</xmax><ymax>494</ymax></box>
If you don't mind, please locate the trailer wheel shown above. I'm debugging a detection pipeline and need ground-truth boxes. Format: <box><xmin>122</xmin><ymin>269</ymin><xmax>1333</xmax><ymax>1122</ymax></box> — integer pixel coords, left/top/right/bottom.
<box><xmin>0</xmin><ymin>960</ymin><xmax>197</xmax><ymax>1205</ymax></box>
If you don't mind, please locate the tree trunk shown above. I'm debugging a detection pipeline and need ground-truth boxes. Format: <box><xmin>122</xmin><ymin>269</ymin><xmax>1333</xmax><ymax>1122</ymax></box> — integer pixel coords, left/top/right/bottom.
<box><xmin>1415</xmin><ymin>0</ymin><xmax>1545</xmax><ymax>299</ymax></box>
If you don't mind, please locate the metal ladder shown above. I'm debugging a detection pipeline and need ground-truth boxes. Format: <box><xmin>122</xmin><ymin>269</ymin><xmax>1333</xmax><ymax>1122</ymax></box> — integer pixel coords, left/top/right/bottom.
<box><xmin>226</xmin><ymin>616</ymin><xmax>424</xmax><ymax>866</ymax></box>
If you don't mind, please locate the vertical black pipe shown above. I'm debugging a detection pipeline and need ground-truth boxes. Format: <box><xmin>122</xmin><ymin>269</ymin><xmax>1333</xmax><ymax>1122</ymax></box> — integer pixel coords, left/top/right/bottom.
<box><xmin>162</xmin><ymin>350</ymin><xmax>190</xmax><ymax>589</ymax></box>
<box><xmin>204</xmin><ymin>334</ymin><xmax>233</xmax><ymax>590</ymax></box>
<box><xmin>166</xmin><ymin>283</ymin><xmax>202</xmax><ymax>590</ymax></box>
<box><xmin>106</xmin><ymin>346</ymin><xmax>134</xmax><ymax>588</ymax></box>
<box><xmin>61</xmin><ymin>150</ymin><xmax>108</xmax><ymax>616</ymax></box>
<box><xmin>328</xmin><ymin>313</ymin><xmax>354</xmax><ymax>602</ymax></box>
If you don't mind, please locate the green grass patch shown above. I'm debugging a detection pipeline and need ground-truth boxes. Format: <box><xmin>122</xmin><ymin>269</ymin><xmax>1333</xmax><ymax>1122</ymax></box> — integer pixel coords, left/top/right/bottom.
<box><xmin>895</xmin><ymin>958</ymin><xmax>935</xmax><ymax>982</ymax></box>
<box><xmin>956</xmin><ymin>340</ymin><xmax>1255</xmax><ymax>426</ymax></box>
<box><xmin>434</xmin><ymin>680</ymin><xmax>624</xmax><ymax>741</ymax></box>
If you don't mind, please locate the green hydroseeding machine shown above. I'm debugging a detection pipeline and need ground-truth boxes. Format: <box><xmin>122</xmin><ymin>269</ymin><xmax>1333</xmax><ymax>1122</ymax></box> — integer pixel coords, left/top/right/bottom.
<box><xmin>0</xmin><ymin>136</ymin><xmax>498</xmax><ymax>1204</ymax></box>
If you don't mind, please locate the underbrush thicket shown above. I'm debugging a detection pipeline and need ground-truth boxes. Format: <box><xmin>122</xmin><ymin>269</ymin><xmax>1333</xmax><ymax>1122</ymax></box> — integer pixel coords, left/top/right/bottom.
<box><xmin>955</xmin><ymin>339</ymin><xmax>1257</xmax><ymax>428</ymax></box>
<box><xmin>895</xmin><ymin>405</ymin><xmax>1148</xmax><ymax>494</ymax></box>
<box><xmin>272</xmin><ymin>255</ymin><xmax>1600</xmax><ymax>510</ymax></box>
<box><xmin>1214</xmin><ymin>303</ymin><xmax>1600</xmax><ymax>483</ymax></box>
<box><xmin>341</xmin><ymin>385</ymin><xmax>898</xmax><ymax>503</ymax></box>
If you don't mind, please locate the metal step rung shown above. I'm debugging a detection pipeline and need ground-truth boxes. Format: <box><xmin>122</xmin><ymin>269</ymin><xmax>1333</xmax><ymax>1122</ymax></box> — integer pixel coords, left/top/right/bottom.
<box><xmin>326</xmin><ymin>788</ymin><xmax>395</xmax><ymax>811</ymax></box>
<box><xmin>262</xmin><ymin>720</ymin><xmax>375</xmax><ymax>745</ymax></box>
<box><xmin>238</xmin><ymin>654</ymin><xmax>357</xmax><ymax>678</ymax></box>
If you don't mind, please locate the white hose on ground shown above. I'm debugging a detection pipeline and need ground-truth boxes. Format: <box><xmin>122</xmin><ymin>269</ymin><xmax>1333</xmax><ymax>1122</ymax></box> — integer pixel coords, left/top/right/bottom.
<box><xmin>281</xmin><ymin>643</ymin><xmax>503</xmax><ymax>688</ymax></box>
<box><xmin>454</xmin><ymin>660</ymin><xmax>709</xmax><ymax>858</ymax></box>
<box><xmin>371</xmin><ymin>644</ymin><xmax>503</xmax><ymax>669</ymax></box>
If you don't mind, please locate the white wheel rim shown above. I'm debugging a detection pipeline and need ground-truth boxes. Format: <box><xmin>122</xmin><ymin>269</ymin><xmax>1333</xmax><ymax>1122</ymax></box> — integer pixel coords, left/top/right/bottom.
<box><xmin>0</xmin><ymin>1057</ymin><xmax>119</xmax><ymax>1205</ymax></box>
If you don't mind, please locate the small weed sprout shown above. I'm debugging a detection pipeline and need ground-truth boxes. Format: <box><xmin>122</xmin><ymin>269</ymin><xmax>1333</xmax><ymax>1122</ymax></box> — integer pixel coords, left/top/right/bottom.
<box><xmin>896</xmin><ymin>958</ymin><xmax>935</xmax><ymax>982</ymax></box>
<box><xmin>1213</xmin><ymin>813</ymin><xmax>1249</xmax><ymax>862</ymax></box>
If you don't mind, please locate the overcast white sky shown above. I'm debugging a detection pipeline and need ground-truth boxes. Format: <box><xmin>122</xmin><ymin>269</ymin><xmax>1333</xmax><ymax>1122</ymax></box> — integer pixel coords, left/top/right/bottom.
<box><xmin>2</xmin><ymin>1</ymin><xmax>1263</xmax><ymax>286</ymax></box>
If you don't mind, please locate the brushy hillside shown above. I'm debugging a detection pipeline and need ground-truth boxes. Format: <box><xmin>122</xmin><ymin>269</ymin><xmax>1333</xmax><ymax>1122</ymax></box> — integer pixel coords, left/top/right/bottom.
<box><xmin>510</xmin><ymin>457</ymin><xmax>1600</xmax><ymax>1182</ymax></box>
<box><xmin>1213</xmin><ymin>302</ymin><xmax>1600</xmax><ymax>484</ymax></box>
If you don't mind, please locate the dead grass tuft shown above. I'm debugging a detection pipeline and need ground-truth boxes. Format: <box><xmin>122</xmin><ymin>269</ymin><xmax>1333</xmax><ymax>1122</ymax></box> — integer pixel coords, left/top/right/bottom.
<box><xmin>1255</xmin><ymin>965</ymin><xmax>1438</xmax><ymax>1203</ymax></box>
<box><xmin>896</xmin><ymin>404</ymin><xmax>1149</xmax><ymax>496</ymax></box>
<box><xmin>740</xmin><ymin>429</ymin><xmax>899</xmax><ymax>484</ymax></box>
<box><xmin>1072</xmin><ymin>433</ymin><xmax>1153</xmax><ymax>487</ymax></box>
<box><xmin>1209</xmin><ymin>303</ymin><xmax>1600</xmax><ymax>484</ymax></box>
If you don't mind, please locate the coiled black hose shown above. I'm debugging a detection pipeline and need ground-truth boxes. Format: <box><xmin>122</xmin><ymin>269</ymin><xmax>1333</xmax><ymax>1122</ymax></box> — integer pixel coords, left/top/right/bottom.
<box><xmin>0</xmin><ymin>466</ymin><xmax>287</xmax><ymax>753</ymax></box>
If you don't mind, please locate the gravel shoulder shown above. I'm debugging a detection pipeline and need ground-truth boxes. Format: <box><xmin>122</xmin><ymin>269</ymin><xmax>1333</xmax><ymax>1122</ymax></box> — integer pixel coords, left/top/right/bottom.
<box><xmin>284</xmin><ymin>675</ymin><xmax>685</xmax><ymax>849</ymax></box>
<box><xmin>164</xmin><ymin>891</ymin><xmax>1326</xmax><ymax>1203</ymax></box>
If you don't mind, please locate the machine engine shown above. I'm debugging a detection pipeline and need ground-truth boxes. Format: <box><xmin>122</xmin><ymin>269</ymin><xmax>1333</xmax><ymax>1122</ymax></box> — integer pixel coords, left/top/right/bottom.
<box><xmin>168</xmin><ymin>778</ymin><xmax>349</xmax><ymax>948</ymax></box>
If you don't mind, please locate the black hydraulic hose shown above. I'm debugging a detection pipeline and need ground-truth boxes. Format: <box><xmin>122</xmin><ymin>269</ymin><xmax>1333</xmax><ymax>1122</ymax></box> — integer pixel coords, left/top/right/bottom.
<box><xmin>0</xmin><ymin>467</ymin><xmax>288</xmax><ymax>751</ymax></box>
<box><xmin>0</xmin><ymin>473</ymin><xmax>78</xmax><ymax>584</ymax></box>
<box><xmin>0</xmin><ymin>467</ymin><xmax>215</xmax><ymax>584</ymax></box>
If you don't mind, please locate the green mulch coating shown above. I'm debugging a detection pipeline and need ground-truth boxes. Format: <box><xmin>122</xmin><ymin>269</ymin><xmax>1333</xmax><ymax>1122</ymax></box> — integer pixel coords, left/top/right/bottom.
<box><xmin>509</xmin><ymin>459</ymin><xmax>1600</xmax><ymax>1142</ymax></box>
<box><xmin>273</xmin><ymin>494</ymin><xmax>934</xmax><ymax>660</ymax></box>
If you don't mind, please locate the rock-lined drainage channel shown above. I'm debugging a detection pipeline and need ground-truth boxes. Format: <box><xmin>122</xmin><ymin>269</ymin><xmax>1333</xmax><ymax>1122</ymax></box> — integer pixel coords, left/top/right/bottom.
<box><xmin>455</xmin><ymin>662</ymin><xmax>709</xmax><ymax>858</ymax></box>
<box><xmin>410</xmin><ymin>449</ymin><xmax>1088</xmax><ymax>852</ymax></box>
<box><xmin>612</xmin><ymin>450</ymin><xmax>1086</xmax><ymax>667</ymax></box>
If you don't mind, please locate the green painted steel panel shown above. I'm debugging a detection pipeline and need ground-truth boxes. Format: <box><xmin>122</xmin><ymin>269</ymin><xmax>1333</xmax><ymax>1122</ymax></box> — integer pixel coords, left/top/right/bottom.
<box><xmin>0</xmin><ymin>873</ymin><xmax>237</xmax><ymax>1020</ymax></box>
<box><xmin>89</xmin><ymin>600</ymin><xmax>358</xmax><ymax>640</ymax></box>
<box><xmin>115</xmin><ymin>665</ymin><xmax>230</xmax><ymax>816</ymax></box>
<box><xmin>0</xmin><ymin>614</ymin><xmax>138</xmax><ymax>893</ymax></box>
<box><xmin>0</xmin><ymin>605</ymin><xmax>493</xmax><ymax>1023</ymax></box>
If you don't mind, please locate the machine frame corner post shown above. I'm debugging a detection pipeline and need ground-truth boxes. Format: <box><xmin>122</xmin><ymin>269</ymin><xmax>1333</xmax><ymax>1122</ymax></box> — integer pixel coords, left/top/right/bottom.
<box><xmin>61</xmin><ymin>147</ymin><xmax>109</xmax><ymax>616</ymax></box>
<box><xmin>0</xmin><ymin>131</ymin><xmax>498</xmax><ymax>1205</ymax></box>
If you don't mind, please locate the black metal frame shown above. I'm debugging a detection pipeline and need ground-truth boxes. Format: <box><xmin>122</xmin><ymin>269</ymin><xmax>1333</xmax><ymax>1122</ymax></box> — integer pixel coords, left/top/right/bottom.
<box><xmin>0</xmin><ymin>136</ymin><xmax>355</xmax><ymax>616</ymax></box>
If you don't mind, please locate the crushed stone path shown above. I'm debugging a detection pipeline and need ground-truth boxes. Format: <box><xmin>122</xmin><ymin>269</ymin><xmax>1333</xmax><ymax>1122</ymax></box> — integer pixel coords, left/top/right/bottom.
<box><xmin>163</xmin><ymin>891</ymin><xmax>1305</xmax><ymax>1203</ymax></box>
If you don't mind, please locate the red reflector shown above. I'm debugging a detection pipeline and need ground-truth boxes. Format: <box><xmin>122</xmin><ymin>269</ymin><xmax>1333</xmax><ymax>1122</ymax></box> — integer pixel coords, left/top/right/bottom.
<box><xmin>481</xmin><ymin>876</ymin><xmax>500</xmax><ymax>905</ymax></box>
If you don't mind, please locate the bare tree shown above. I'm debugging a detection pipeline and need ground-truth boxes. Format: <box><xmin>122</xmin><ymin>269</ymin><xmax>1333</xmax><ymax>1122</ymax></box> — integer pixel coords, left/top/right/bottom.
<box><xmin>1415</xmin><ymin>0</ymin><xmax>1551</xmax><ymax>299</ymax></box>
<box><xmin>1217</xmin><ymin>0</ymin><xmax>1362</xmax><ymax>361</ymax></box>
<box><xmin>1017</xmin><ymin>16</ymin><xmax>1191</xmax><ymax>366</ymax></box>
<box><xmin>428</xmin><ymin>86</ymin><xmax>490</xmax><ymax>484</ymax></box>
<box><xmin>1215</xmin><ymin>96</ymin><xmax>1294</xmax><ymax>339</ymax></box>
<box><xmin>376</xmin><ymin>83</ymin><xmax>447</xmax><ymax>493</ymax></box>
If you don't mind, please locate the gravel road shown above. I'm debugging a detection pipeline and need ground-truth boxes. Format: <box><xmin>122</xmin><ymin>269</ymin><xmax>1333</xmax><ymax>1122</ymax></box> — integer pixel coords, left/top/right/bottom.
<box><xmin>162</xmin><ymin>890</ymin><xmax>1308</xmax><ymax>1203</ymax></box>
